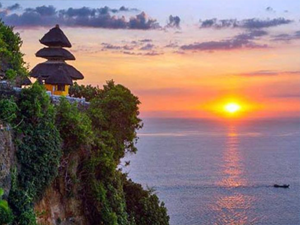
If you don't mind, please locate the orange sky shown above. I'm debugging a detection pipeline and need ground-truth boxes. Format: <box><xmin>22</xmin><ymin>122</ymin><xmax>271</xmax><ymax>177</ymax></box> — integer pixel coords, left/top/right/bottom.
<box><xmin>8</xmin><ymin>2</ymin><xmax>299</xmax><ymax>119</ymax></box>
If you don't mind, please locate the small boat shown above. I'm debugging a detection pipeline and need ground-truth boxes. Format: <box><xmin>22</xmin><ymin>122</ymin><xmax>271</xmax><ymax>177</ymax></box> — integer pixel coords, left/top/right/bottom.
<box><xmin>273</xmin><ymin>184</ymin><xmax>289</xmax><ymax>188</ymax></box>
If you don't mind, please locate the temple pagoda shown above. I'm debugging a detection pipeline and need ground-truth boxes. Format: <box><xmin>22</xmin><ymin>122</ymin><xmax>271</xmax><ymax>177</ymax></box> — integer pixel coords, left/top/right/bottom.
<box><xmin>30</xmin><ymin>25</ymin><xmax>84</xmax><ymax>96</ymax></box>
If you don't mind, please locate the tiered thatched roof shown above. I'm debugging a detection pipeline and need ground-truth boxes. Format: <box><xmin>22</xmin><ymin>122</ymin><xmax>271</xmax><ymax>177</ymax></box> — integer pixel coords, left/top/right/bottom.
<box><xmin>30</xmin><ymin>25</ymin><xmax>84</xmax><ymax>86</ymax></box>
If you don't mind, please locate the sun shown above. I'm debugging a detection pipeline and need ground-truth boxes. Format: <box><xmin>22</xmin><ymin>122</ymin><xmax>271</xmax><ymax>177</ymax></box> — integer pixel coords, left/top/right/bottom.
<box><xmin>203</xmin><ymin>98</ymin><xmax>257</xmax><ymax>118</ymax></box>
<box><xmin>224</xmin><ymin>103</ymin><xmax>241</xmax><ymax>114</ymax></box>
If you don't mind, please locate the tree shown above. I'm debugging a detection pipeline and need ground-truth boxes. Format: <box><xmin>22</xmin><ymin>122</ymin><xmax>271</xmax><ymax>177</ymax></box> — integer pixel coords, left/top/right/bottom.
<box><xmin>88</xmin><ymin>80</ymin><xmax>143</xmax><ymax>161</ymax></box>
<box><xmin>0</xmin><ymin>20</ymin><xmax>28</xmax><ymax>84</ymax></box>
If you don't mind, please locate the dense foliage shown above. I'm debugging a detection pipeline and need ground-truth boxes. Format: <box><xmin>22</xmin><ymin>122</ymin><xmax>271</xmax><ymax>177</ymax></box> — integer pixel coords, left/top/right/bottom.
<box><xmin>0</xmin><ymin>20</ymin><xmax>28</xmax><ymax>84</ymax></box>
<box><xmin>8</xmin><ymin>83</ymin><xmax>61</xmax><ymax>225</ymax></box>
<box><xmin>1</xmin><ymin>81</ymin><xmax>169</xmax><ymax>225</ymax></box>
<box><xmin>0</xmin><ymin>98</ymin><xmax>18</xmax><ymax>124</ymax></box>
<box><xmin>66</xmin><ymin>81</ymin><xmax>169</xmax><ymax>225</ymax></box>
<box><xmin>69</xmin><ymin>82</ymin><xmax>101</xmax><ymax>101</ymax></box>
<box><xmin>0</xmin><ymin>188</ymin><xmax>14</xmax><ymax>225</ymax></box>
<box><xmin>124</xmin><ymin>179</ymin><xmax>169</xmax><ymax>225</ymax></box>
<box><xmin>55</xmin><ymin>97</ymin><xmax>93</xmax><ymax>153</ymax></box>
<box><xmin>88</xmin><ymin>81</ymin><xmax>143</xmax><ymax>160</ymax></box>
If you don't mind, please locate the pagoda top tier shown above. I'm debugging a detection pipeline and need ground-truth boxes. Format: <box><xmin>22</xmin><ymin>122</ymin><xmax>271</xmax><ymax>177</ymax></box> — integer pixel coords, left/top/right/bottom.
<box><xmin>40</xmin><ymin>24</ymin><xmax>72</xmax><ymax>48</ymax></box>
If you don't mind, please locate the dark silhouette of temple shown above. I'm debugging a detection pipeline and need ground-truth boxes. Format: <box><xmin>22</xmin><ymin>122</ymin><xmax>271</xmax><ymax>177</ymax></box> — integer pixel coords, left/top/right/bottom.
<box><xmin>30</xmin><ymin>25</ymin><xmax>84</xmax><ymax>96</ymax></box>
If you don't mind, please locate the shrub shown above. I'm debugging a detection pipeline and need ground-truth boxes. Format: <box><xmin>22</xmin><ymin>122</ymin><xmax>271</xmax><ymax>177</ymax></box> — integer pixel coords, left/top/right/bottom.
<box><xmin>0</xmin><ymin>98</ymin><xmax>18</xmax><ymax>124</ymax></box>
<box><xmin>0</xmin><ymin>188</ymin><xmax>14</xmax><ymax>225</ymax></box>
<box><xmin>55</xmin><ymin>97</ymin><xmax>93</xmax><ymax>153</ymax></box>
<box><xmin>69</xmin><ymin>82</ymin><xmax>101</xmax><ymax>101</ymax></box>
<box><xmin>124</xmin><ymin>179</ymin><xmax>169</xmax><ymax>225</ymax></box>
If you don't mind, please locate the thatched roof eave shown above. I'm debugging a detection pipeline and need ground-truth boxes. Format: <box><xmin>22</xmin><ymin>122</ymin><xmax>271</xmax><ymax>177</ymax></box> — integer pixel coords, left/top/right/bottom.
<box><xmin>36</xmin><ymin>47</ymin><xmax>75</xmax><ymax>60</ymax></box>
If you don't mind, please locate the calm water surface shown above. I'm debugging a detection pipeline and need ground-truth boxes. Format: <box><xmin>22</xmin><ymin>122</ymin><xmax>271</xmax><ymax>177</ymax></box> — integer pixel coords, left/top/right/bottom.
<box><xmin>123</xmin><ymin>118</ymin><xmax>300</xmax><ymax>225</ymax></box>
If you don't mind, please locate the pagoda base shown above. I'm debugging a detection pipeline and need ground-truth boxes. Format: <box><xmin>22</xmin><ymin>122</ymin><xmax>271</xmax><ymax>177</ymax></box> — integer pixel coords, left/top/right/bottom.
<box><xmin>45</xmin><ymin>84</ymin><xmax>69</xmax><ymax>96</ymax></box>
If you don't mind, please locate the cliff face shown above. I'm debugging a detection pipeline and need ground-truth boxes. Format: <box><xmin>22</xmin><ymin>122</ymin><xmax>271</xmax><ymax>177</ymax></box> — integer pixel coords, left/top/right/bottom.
<box><xmin>35</xmin><ymin>152</ymin><xmax>89</xmax><ymax>225</ymax></box>
<box><xmin>0</xmin><ymin>125</ymin><xmax>15</xmax><ymax>198</ymax></box>
<box><xmin>0</xmin><ymin>124</ymin><xmax>87</xmax><ymax>225</ymax></box>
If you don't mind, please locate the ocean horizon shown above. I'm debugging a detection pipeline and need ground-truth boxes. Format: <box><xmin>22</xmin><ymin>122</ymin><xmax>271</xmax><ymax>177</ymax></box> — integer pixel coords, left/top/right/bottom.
<box><xmin>124</xmin><ymin>117</ymin><xmax>300</xmax><ymax>225</ymax></box>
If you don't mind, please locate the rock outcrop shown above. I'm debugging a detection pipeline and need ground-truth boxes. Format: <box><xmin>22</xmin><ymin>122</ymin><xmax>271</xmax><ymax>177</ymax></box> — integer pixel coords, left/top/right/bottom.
<box><xmin>0</xmin><ymin>123</ymin><xmax>15</xmax><ymax>198</ymax></box>
<box><xmin>35</xmin><ymin>151</ymin><xmax>89</xmax><ymax>225</ymax></box>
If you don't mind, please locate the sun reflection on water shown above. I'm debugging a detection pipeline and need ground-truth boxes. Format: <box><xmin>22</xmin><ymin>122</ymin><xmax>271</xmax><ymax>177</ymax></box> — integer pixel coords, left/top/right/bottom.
<box><xmin>211</xmin><ymin>125</ymin><xmax>256</xmax><ymax>225</ymax></box>
<box><xmin>221</xmin><ymin>125</ymin><xmax>246</xmax><ymax>187</ymax></box>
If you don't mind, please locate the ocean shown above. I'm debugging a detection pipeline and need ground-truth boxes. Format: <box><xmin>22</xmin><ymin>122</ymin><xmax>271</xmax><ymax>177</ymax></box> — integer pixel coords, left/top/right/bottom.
<box><xmin>123</xmin><ymin>118</ymin><xmax>300</xmax><ymax>225</ymax></box>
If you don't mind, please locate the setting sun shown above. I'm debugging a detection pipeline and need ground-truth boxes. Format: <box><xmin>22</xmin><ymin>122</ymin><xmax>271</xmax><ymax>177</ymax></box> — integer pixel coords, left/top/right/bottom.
<box><xmin>224</xmin><ymin>103</ymin><xmax>241</xmax><ymax>114</ymax></box>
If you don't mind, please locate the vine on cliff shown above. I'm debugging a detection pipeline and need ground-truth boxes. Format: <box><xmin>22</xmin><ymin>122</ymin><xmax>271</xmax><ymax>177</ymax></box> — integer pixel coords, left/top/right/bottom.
<box><xmin>8</xmin><ymin>83</ymin><xmax>61</xmax><ymax>225</ymax></box>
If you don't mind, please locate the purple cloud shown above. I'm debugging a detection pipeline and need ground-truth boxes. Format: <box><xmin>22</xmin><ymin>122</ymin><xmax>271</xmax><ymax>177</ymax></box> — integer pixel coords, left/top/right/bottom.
<box><xmin>0</xmin><ymin>5</ymin><xmax>160</xmax><ymax>30</ymax></box>
<box><xmin>181</xmin><ymin>30</ymin><xmax>268</xmax><ymax>52</ymax></box>
<box><xmin>199</xmin><ymin>18</ymin><xmax>293</xmax><ymax>29</ymax></box>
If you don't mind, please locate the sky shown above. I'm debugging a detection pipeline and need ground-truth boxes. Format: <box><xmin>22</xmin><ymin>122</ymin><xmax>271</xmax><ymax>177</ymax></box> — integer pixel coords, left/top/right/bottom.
<box><xmin>1</xmin><ymin>0</ymin><xmax>300</xmax><ymax>119</ymax></box>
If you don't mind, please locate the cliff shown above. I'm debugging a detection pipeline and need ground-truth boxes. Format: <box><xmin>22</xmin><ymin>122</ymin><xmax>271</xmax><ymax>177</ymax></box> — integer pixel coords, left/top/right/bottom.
<box><xmin>34</xmin><ymin>151</ymin><xmax>89</xmax><ymax>225</ymax></box>
<box><xmin>0</xmin><ymin>82</ymin><xmax>169</xmax><ymax>225</ymax></box>
<box><xmin>0</xmin><ymin>124</ymin><xmax>15</xmax><ymax>198</ymax></box>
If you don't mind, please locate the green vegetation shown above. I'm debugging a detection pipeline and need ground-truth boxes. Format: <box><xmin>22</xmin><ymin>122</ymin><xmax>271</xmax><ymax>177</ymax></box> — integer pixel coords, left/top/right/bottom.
<box><xmin>55</xmin><ymin>97</ymin><xmax>93</xmax><ymax>153</ymax></box>
<box><xmin>8</xmin><ymin>83</ymin><xmax>61</xmax><ymax>225</ymax></box>
<box><xmin>1</xmin><ymin>81</ymin><xmax>169</xmax><ymax>225</ymax></box>
<box><xmin>124</xmin><ymin>179</ymin><xmax>169</xmax><ymax>225</ymax></box>
<box><xmin>0</xmin><ymin>188</ymin><xmax>14</xmax><ymax>225</ymax></box>
<box><xmin>0</xmin><ymin>20</ymin><xmax>28</xmax><ymax>84</ymax></box>
<box><xmin>0</xmin><ymin>20</ymin><xmax>169</xmax><ymax>225</ymax></box>
<box><xmin>69</xmin><ymin>82</ymin><xmax>101</xmax><ymax>101</ymax></box>
<box><xmin>68</xmin><ymin>81</ymin><xmax>169</xmax><ymax>225</ymax></box>
<box><xmin>0</xmin><ymin>98</ymin><xmax>18</xmax><ymax>124</ymax></box>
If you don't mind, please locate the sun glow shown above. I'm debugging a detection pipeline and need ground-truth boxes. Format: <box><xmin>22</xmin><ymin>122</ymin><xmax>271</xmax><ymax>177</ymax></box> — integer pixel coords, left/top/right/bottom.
<box><xmin>202</xmin><ymin>96</ymin><xmax>262</xmax><ymax>119</ymax></box>
<box><xmin>224</xmin><ymin>103</ymin><xmax>241</xmax><ymax>114</ymax></box>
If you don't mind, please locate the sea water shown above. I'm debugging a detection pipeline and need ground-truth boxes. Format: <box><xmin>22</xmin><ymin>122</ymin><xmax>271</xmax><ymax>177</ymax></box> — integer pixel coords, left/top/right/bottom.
<box><xmin>123</xmin><ymin>118</ymin><xmax>300</xmax><ymax>225</ymax></box>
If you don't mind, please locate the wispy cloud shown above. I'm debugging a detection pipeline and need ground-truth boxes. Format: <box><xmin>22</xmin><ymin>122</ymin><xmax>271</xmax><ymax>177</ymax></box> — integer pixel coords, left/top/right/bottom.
<box><xmin>238</xmin><ymin>70</ymin><xmax>300</xmax><ymax>76</ymax></box>
<box><xmin>75</xmin><ymin>40</ymin><xmax>163</xmax><ymax>56</ymax></box>
<box><xmin>199</xmin><ymin>18</ymin><xmax>293</xmax><ymax>29</ymax></box>
<box><xmin>271</xmin><ymin>31</ymin><xmax>300</xmax><ymax>42</ymax></box>
<box><xmin>123</xmin><ymin>51</ymin><xmax>163</xmax><ymax>56</ymax></box>
<box><xmin>180</xmin><ymin>30</ymin><xmax>268</xmax><ymax>52</ymax></box>
<box><xmin>139</xmin><ymin>39</ymin><xmax>153</xmax><ymax>43</ymax></box>
<box><xmin>140</xmin><ymin>43</ymin><xmax>155</xmax><ymax>51</ymax></box>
